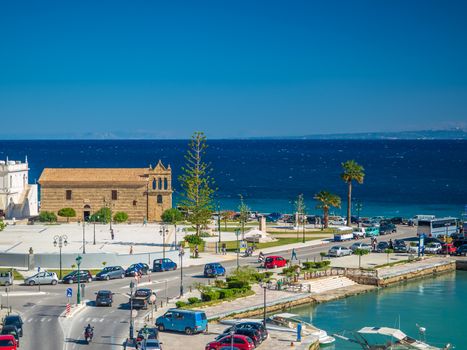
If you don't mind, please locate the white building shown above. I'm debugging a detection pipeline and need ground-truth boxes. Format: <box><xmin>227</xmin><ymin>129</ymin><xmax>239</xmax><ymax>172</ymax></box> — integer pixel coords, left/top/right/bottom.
<box><xmin>0</xmin><ymin>157</ymin><xmax>38</xmax><ymax>219</ymax></box>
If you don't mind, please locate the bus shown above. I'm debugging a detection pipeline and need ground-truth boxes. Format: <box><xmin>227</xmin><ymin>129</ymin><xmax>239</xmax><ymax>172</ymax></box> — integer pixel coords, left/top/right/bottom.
<box><xmin>417</xmin><ymin>217</ymin><xmax>458</xmax><ymax>238</ymax></box>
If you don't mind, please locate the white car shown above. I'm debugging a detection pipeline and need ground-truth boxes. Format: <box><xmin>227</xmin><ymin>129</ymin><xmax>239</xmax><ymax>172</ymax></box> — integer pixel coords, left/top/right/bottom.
<box><xmin>350</xmin><ymin>242</ymin><xmax>372</xmax><ymax>252</ymax></box>
<box><xmin>425</xmin><ymin>242</ymin><xmax>442</xmax><ymax>254</ymax></box>
<box><xmin>24</xmin><ymin>271</ymin><xmax>59</xmax><ymax>286</ymax></box>
<box><xmin>328</xmin><ymin>246</ymin><xmax>352</xmax><ymax>257</ymax></box>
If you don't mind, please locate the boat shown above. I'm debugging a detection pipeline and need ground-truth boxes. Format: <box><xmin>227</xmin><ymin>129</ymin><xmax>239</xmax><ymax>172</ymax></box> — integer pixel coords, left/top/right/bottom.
<box><xmin>268</xmin><ymin>313</ymin><xmax>335</xmax><ymax>346</ymax></box>
<box><xmin>333</xmin><ymin>326</ymin><xmax>453</xmax><ymax>349</ymax></box>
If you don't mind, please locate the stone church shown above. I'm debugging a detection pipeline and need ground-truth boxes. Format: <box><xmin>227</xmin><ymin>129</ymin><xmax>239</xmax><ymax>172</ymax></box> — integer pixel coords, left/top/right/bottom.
<box><xmin>38</xmin><ymin>161</ymin><xmax>172</xmax><ymax>222</ymax></box>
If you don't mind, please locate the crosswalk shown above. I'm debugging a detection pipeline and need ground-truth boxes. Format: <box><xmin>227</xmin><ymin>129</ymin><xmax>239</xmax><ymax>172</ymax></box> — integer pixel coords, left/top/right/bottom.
<box><xmin>23</xmin><ymin>315</ymin><xmax>132</xmax><ymax>325</ymax></box>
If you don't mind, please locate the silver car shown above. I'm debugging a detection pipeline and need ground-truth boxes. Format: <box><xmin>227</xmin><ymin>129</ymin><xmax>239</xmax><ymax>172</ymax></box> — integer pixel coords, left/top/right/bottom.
<box><xmin>0</xmin><ymin>271</ymin><xmax>13</xmax><ymax>286</ymax></box>
<box><xmin>24</xmin><ymin>271</ymin><xmax>59</xmax><ymax>286</ymax></box>
<box><xmin>328</xmin><ymin>246</ymin><xmax>352</xmax><ymax>257</ymax></box>
<box><xmin>350</xmin><ymin>242</ymin><xmax>372</xmax><ymax>252</ymax></box>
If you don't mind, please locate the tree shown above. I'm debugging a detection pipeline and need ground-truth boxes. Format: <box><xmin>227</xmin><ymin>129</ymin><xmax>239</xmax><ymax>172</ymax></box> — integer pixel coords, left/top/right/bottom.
<box><xmin>113</xmin><ymin>211</ymin><xmax>128</xmax><ymax>223</ymax></box>
<box><xmin>319</xmin><ymin>252</ymin><xmax>327</xmax><ymax>261</ymax></box>
<box><xmin>295</xmin><ymin>194</ymin><xmax>306</xmax><ymax>242</ymax></box>
<box><xmin>354</xmin><ymin>248</ymin><xmax>369</xmax><ymax>268</ymax></box>
<box><xmin>90</xmin><ymin>207</ymin><xmax>111</xmax><ymax>223</ymax></box>
<box><xmin>314</xmin><ymin>191</ymin><xmax>341</xmax><ymax>228</ymax></box>
<box><xmin>221</xmin><ymin>210</ymin><xmax>235</xmax><ymax>230</ymax></box>
<box><xmin>178</xmin><ymin>132</ymin><xmax>216</xmax><ymax>236</ymax></box>
<box><xmin>238</xmin><ymin>195</ymin><xmax>250</xmax><ymax>240</ymax></box>
<box><xmin>57</xmin><ymin>208</ymin><xmax>76</xmax><ymax>223</ymax></box>
<box><xmin>341</xmin><ymin>160</ymin><xmax>365</xmax><ymax>228</ymax></box>
<box><xmin>161</xmin><ymin>208</ymin><xmax>183</xmax><ymax>224</ymax></box>
<box><xmin>0</xmin><ymin>220</ymin><xmax>5</xmax><ymax>232</ymax></box>
<box><xmin>39</xmin><ymin>211</ymin><xmax>57</xmax><ymax>223</ymax></box>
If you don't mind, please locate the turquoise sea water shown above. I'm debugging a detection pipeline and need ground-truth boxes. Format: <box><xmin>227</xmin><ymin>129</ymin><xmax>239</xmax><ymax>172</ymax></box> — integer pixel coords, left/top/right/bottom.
<box><xmin>290</xmin><ymin>271</ymin><xmax>466</xmax><ymax>349</ymax></box>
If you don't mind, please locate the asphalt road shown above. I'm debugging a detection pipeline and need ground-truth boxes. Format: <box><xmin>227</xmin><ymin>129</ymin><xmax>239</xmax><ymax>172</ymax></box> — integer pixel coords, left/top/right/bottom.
<box><xmin>4</xmin><ymin>226</ymin><xmax>417</xmax><ymax>350</ymax></box>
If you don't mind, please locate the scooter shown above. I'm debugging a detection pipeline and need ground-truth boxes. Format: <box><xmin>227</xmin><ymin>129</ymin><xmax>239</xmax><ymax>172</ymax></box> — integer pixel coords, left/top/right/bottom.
<box><xmin>84</xmin><ymin>327</ymin><xmax>94</xmax><ymax>344</ymax></box>
<box><xmin>258</xmin><ymin>255</ymin><xmax>265</xmax><ymax>263</ymax></box>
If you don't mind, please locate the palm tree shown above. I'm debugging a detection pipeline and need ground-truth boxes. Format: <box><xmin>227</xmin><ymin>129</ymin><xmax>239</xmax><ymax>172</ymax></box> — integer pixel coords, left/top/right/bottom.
<box><xmin>341</xmin><ymin>160</ymin><xmax>365</xmax><ymax>227</ymax></box>
<box><xmin>314</xmin><ymin>191</ymin><xmax>341</xmax><ymax>228</ymax></box>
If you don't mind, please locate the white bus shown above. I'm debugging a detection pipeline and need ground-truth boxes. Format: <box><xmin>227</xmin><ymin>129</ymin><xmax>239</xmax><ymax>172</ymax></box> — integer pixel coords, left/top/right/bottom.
<box><xmin>417</xmin><ymin>217</ymin><xmax>458</xmax><ymax>238</ymax></box>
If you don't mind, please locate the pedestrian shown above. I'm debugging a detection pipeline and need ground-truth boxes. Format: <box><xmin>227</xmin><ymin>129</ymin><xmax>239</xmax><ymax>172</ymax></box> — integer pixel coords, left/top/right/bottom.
<box><xmin>111</xmin><ymin>229</ymin><xmax>115</xmax><ymax>240</ymax></box>
<box><xmin>143</xmin><ymin>217</ymin><xmax>147</xmax><ymax>226</ymax></box>
<box><xmin>130</xmin><ymin>245</ymin><xmax>134</xmax><ymax>255</ymax></box>
<box><xmin>389</xmin><ymin>239</ymin><xmax>393</xmax><ymax>250</ymax></box>
<box><xmin>291</xmin><ymin>248</ymin><xmax>298</xmax><ymax>261</ymax></box>
<box><xmin>222</xmin><ymin>243</ymin><xmax>226</xmax><ymax>255</ymax></box>
<box><xmin>194</xmin><ymin>245</ymin><xmax>199</xmax><ymax>258</ymax></box>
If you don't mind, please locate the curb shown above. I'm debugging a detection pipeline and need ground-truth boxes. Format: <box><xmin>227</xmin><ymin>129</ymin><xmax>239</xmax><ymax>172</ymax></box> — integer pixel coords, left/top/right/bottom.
<box><xmin>60</xmin><ymin>300</ymin><xmax>89</xmax><ymax>319</ymax></box>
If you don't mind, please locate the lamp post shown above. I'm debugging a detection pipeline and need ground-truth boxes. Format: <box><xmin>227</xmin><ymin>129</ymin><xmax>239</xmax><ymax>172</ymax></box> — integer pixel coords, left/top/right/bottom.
<box><xmin>82</xmin><ymin>222</ymin><xmax>86</xmax><ymax>254</ymax></box>
<box><xmin>179</xmin><ymin>246</ymin><xmax>185</xmax><ymax>297</ymax></box>
<box><xmin>129</xmin><ymin>281</ymin><xmax>135</xmax><ymax>341</ymax></box>
<box><xmin>217</xmin><ymin>203</ymin><xmax>222</xmax><ymax>250</ymax></box>
<box><xmin>260</xmin><ymin>282</ymin><xmax>267</xmax><ymax>328</ymax></box>
<box><xmin>53</xmin><ymin>235</ymin><xmax>68</xmax><ymax>280</ymax></box>
<box><xmin>93</xmin><ymin>215</ymin><xmax>99</xmax><ymax>245</ymax></box>
<box><xmin>76</xmin><ymin>255</ymin><xmax>82</xmax><ymax>304</ymax></box>
<box><xmin>235</xmin><ymin>228</ymin><xmax>240</xmax><ymax>270</ymax></box>
<box><xmin>159</xmin><ymin>225</ymin><xmax>168</xmax><ymax>259</ymax></box>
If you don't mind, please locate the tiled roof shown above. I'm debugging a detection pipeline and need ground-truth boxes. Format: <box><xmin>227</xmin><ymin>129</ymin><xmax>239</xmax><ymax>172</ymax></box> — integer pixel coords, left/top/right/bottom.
<box><xmin>39</xmin><ymin>168</ymin><xmax>150</xmax><ymax>183</ymax></box>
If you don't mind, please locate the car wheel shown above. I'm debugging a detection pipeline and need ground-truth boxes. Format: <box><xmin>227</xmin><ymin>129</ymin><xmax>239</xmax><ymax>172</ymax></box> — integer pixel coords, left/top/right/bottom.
<box><xmin>68</xmin><ymin>280</ymin><xmax>73</xmax><ymax>284</ymax></box>
<box><xmin>157</xmin><ymin>324</ymin><xmax>165</xmax><ymax>332</ymax></box>
<box><xmin>4</xmin><ymin>281</ymin><xmax>10</xmax><ymax>286</ymax></box>
<box><xmin>106</xmin><ymin>275</ymin><xmax>110</xmax><ymax>281</ymax></box>
<box><xmin>51</xmin><ymin>280</ymin><xmax>57</xmax><ymax>285</ymax></box>
<box><xmin>185</xmin><ymin>327</ymin><xmax>193</xmax><ymax>335</ymax></box>
<box><xmin>29</xmin><ymin>280</ymin><xmax>35</xmax><ymax>286</ymax></box>
<box><xmin>121</xmin><ymin>273</ymin><xmax>125</xmax><ymax>279</ymax></box>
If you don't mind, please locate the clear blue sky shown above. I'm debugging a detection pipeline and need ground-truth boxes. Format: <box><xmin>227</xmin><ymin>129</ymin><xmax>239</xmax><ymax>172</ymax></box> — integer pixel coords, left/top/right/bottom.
<box><xmin>1</xmin><ymin>0</ymin><xmax>467</xmax><ymax>138</ymax></box>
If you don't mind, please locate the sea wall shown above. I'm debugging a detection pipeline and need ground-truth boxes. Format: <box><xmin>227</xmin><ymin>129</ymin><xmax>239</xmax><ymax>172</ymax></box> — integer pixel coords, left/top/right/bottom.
<box><xmin>455</xmin><ymin>259</ymin><xmax>467</xmax><ymax>271</ymax></box>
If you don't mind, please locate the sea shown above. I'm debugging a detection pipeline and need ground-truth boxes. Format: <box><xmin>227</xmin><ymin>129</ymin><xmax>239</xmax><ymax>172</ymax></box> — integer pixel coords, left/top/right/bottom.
<box><xmin>1</xmin><ymin>139</ymin><xmax>466</xmax><ymax>218</ymax></box>
<box><xmin>290</xmin><ymin>271</ymin><xmax>466</xmax><ymax>349</ymax></box>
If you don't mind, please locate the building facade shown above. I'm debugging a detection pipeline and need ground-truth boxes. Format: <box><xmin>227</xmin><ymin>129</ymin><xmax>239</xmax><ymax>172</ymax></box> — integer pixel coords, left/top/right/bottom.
<box><xmin>38</xmin><ymin>161</ymin><xmax>172</xmax><ymax>222</ymax></box>
<box><xmin>0</xmin><ymin>157</ymin><xmax>39</xmax><ymax>219</ymax></box>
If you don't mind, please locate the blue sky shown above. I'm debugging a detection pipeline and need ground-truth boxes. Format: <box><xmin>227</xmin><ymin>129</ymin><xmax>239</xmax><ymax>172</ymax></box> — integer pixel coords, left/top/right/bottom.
<box><xmin>1</xmin><ymin>0</ymin><xmax>467</xmax><ymax>138</ymax></box>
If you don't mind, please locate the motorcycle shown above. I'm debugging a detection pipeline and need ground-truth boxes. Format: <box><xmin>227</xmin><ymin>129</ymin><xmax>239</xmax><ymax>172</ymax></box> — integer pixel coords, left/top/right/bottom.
<box><xmin>84</xmin><ymin>327</ymin><xmax>94</xmax><ymax>344</ymax></box>
<box><xmin>258</xmin><ymin>255</ymin><xmax>265</xmax><ymax>263</ymax></box>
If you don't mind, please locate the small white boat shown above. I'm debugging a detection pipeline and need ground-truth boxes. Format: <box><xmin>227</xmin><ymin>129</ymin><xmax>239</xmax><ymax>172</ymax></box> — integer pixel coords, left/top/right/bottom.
<box><xmin>268</xmin><ymin>313</ymin><xmax>335</xmax><ymax>346</ymax></box>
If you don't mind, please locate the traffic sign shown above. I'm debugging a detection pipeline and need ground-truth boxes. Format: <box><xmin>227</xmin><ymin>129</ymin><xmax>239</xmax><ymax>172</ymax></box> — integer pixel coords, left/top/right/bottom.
<box><xmin>66</xmin><ymin>288</ymin><xmax>73</xmax><ymax>298</ymax></box>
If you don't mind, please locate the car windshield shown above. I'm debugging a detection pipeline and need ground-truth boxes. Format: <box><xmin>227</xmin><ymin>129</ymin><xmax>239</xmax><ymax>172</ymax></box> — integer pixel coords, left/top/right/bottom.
<box><xmin>4</xmin><ymin>317</ymin><xmax>20</xmax><ymax>325</ymax></box>
<box><xmin>135</xmin><ymin>290</ymin><xmax>150</xmax><ymax>297</ymax></box>
<box><xmin>98</xmin><ymin>291</ymin><xmax>111</xmax><ymax>297</ymax></box>
<box><xmin>0</xmin><ymin>339</ymin><xmax>15</xmax><ymax>346</ymax></box>
<box><xmin>331</xmin><ymin>246</ymin><xmax>340</xmax><ymax>250</ymax></box>
<box><xmin>265</xmin><ymin>258</ymin><xmax>273</xmax><ymax>262</ymax></box>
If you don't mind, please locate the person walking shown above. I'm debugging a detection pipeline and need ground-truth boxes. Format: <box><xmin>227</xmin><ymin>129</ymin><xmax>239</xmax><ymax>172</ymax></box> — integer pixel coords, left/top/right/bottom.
<box><xmin>291</xmin><ymin>248</ymin><xmax>298</xmax><ymax>261</ymax></box>
<box><xmin>129</xmin><ymin>245</ymin><xmax>134</xmax><ymax>255</ymax></box>
<box><xmin>221</xmin><ymin>243</ymin><xmax>226</xmax><ymax>255</ymax></box>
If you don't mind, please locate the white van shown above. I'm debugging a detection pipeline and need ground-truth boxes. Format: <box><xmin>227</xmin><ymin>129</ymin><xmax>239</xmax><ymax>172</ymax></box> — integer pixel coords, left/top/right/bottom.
<box><xmin>412</xmin><ymin>215</ymin><xmax>435</xmax><ymax>225</ymax></box>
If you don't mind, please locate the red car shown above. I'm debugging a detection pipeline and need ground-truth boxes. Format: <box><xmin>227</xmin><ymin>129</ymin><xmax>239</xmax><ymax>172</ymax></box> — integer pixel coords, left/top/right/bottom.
<box><xmin>0</xmin><ymin>335</ymin><xmax>17</xmax><ymax>350</ymax></box>
<box><xmin>441</xmin><ymin>243</ymin><xmax>456</xmax><ymax>255</ymax></box>
<box><xmin>264</xmin><ymin>256</ymin><xmax>287</xmax><ymax>269</ymax></box>
<box><xmin>206</xmin><ymin>334</ymin><xmax>255</xmax><ymax>350</ymax></box>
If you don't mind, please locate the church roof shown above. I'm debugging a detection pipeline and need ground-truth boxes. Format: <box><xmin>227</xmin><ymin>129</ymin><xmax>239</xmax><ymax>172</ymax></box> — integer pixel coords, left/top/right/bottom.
<box><xmin>39</xmin><ymin>168</ymin><xmax>149</xmax><ymax>184</ymax></box>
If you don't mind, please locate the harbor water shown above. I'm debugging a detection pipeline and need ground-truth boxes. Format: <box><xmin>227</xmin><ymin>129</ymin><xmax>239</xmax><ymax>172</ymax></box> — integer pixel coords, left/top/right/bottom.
<box><xmin>290</xmin><ymin>271</ymin><xmax>466</xmax><ymax>349</ymax></box>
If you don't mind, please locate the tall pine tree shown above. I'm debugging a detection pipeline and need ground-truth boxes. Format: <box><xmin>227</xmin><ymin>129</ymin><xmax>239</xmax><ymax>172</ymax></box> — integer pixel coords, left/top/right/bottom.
<box><xmin>178</xmin><ymin>132</ymin><xmax>216</xmax><ymax>236</ymax></box>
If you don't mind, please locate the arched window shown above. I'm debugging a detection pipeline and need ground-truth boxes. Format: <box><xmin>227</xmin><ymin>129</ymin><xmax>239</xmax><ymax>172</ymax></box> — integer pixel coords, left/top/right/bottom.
<box><xmin>152</xmin><ymin>178</ymin><xmax>157</xmax><ymax>190</ymax></box>
<box><xmin>158</xmin><ymin>178</ymin><xmax>162</xmax><ymax>190</ymax></box>
<box><xmin>157</xmin><ymin>195</ymin><xmax>163</xmax><ymax>204</ymax></box>
<box><xmin>164</xmin><ymin>178</ymin><xmax>168</xmax><ymax>190</ymax></box>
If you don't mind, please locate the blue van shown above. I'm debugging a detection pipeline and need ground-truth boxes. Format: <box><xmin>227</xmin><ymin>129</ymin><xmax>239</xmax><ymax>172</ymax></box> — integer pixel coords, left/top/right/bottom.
<box><xmin>156</xmin><ymin>309</ymin><xmax>207</xmax><ymax>335</ymax></box>
<box><xmin>203</xmin><ymin>263</ymin><xmax>226</xmax><ymax>277</ymax></box>
<box><xmin>152</xmin><ymin>258</ymin><xmax>177</xmax><ymax>272</ymax></box>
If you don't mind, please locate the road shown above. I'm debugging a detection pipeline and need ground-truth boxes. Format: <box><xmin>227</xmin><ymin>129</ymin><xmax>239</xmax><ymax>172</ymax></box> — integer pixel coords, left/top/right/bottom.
<box><xmin>4</xmin><ymin>226</ymin><xmax>416</xmax><ymax>350</ymax></box>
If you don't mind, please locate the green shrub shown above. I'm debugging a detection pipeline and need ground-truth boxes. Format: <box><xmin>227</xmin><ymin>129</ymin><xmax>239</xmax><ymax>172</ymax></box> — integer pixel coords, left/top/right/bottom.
<box><xmin>199</xmin><ymin>231</ymin><xmax>211</xmax><ymax>237</ymax></box>
<box><xmin>57</xmin><ymin>208</ymin><xmax>76</xmax><ymax>222</ymax></box>
<box><xmin>113</xmin><ymin>211</ymin><xmax>129</xmax><ymax>223</ymax></box>
<box><xmin>214</xmin><ymin>279</ymin><xmax>227</xmax><ymax>288</ymax></box>
<box><xmin>161</xmin><ymin>208</ymin><xmax>184</xmax><ymax>223</ymax></box>
<box><xmin>219</xmin><ymin>289</ymin><xmax>235</xmax><ymax>299</ymax></box>
<box><xmin>282</xmin><ymin>265</ymin><xmax>300</xmax><ymax>276</ymax></box>
<box><xmin>175</xmin><ymin>301</ymin><xmax>188</xmax><ymax>308</ymax></box>
<box><xmin>201</xmin><ymin>289</ymin><xmax>220</xmax><ymax>302</ymax></box>
<box><xmin>90</xmin><ymin>208</ymin><xmax>111</xmax><ymax>223</ymax></box>
<box><xmin>184</xmin><ymin>234</ymin><xmax>204</xmax><ymax>246</ymax></box>
<box><xmin>188</xmin><ymin>297</ymin><xmax>201</xmax><ymax>305</ymax></box>
<box><xmin>39</xmin><ymin>211</ymin><xmax>57</xmax><ymax>223</ymax></box>
<box><xmin>0</xmin><ymin>220</ymin><xmax>5</xmax><ymax>232</ymax></box>
<box><xmin>227</xmin><ymin>279</ymin><xmax>251</xmax><ymax>290</ymax></box>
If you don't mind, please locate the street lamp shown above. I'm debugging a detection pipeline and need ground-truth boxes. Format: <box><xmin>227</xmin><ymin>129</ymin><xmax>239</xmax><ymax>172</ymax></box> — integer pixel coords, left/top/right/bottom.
<box><xmin>93</xmin><ymin>215</ymin><xmax>99</xmax><ymax>245</ymax></box>
<box><xmin>235</xmin><ymin>228</ymin><xmax>240</xmax><ymax>270</ymax></box>
<box><xmin>179</xmin><ymin>246</ymin><xmax>185</xmax><ymax>297</ymax></box>
<box><xmin>261</xmin><ymin>283</ymin><xmax>267</xmax><ymax>328</ymax></box>
<box><xmin>159</xmin><ymin>225</ymin><xmax>168</xmax><ymax>259</ymax></box>
<box><xmin>129</xmin><ymin>281</ymin><xmax>135</xmax><ymax>340</ymax></box>
<box><xmin>53</xmin><ymin>235</ymin><xmax>68</xmax><ymax>279</ymax></box>
<box><xmin>82</xmin><ymin>221</ymin><xmax>86</xmax><ymax>254</ymax></box>
<box><xmin>76</xmin><ymin>255</ymin><xmax>82</xmax><ymax>304</ymax></box>
<box><xmin>217</xmin><ymin>203</ymin><xmax>222</xmax><ymax>250</ymax></box>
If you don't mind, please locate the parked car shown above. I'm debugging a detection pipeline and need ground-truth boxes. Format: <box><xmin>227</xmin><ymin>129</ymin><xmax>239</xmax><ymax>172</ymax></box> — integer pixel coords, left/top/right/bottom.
<box><xmin>425</xmin><ymin>242</ymin><xmax>442</xmax><ymax>254</ymax></box>
<box><xmin>206</xmin><ymin>335</ymin><xmax>255</xmax><ymax>350</ymax></box>
<box><xmin>156</xmin><ymin>309</ymin><xmax>207</xmax><ymax>335</ymax></box>
<box><xmin>204</xmin><ymin>263</ymin><xmax>226</xmax><ymax>277</ymax></box>
<box><xmin>2</xmin><ymin>315</ymin><xmax>23</xmax><ymax>337</ymax></box>
<box><xmin>223</xmin><ymin>322</ymin><xmax>268</xmax><ymax>342</ymax></box>
<box><xmin>0</xmin><ymin>272</ymin><xmax>13</xmax><ymax>286</ymax></box>
<box><xmin>379</xmin><ymin>223</ymin><xmax>397</xmax><ymax>235</ymax></box>
<box><xmin>24</xmin><ymin>271</ymin><xmax>58</xmax><ymax>286</ymax></box>
<box><xmin>453</xmin><ymin>239</ymin><xmax>467</xmax><ymax>249</ymax></box>
<box><xmin>152</xmin><ymin>258</ymin><xmax>177</xmax><ymax>272</ymax></box>
<box><xmin>126</xmin><ymin>263</ymin><xmax>150</xmax><ymax>277</ymax></box>
<box><xmin>140</xmin><ymin>339</ymin><xmax>162</xmax><ymax>350</ymax></box>
<box><xmin>136</xmin><ymin>327</ymin><xmax>159</xmax><ymax>345</ymax></box>
<box><xmin>328</xmin><ymin>246</ymin><xmax>352</xmax><ymax>257</ymax></box>
<box><xmin>62</xmin><ymin>270</ymin><xmax>93</xmax><ymax>284</ymax></box>
<box><xmin>96</xmin><ymin>266</ymin><xmax>125</xmax><ymax>280</ymax></box>
<box><xmin>95</xmin><ymin>290</ymin><xmax>114</xmax><ymax>307</ymax></box>
<box><xmin>350</xmin><ymin>242</ymin><xmax>372</xmax><ymax>252</ymax></box>
<box><xmin>217</xmin><ymin>328</ymin><xmax>262</xmax><ymax>347</ymax></box>
<box><xmin>393</xmin><ymin>240</ymin><xmax>408</xmax><ymax>253</ymax></box>
<box><xmin>365</xmin><ymin>227</ymin><xmax>380</xmax><ymax>237</ymax></box>
<box><xmin>131</xmin><ymin>288</ymin><xmax>157</xmax><ymax>309</ymax></box>
<box><xmin>441</xmin><ymin>243</ymin><xmax>457</xmax><ymax>255</ymax></box>
<box><xmin>266</xmin><ymin>212</ymin><xmax>282</xmax><ymax>222</ymax></box>
<box><xmin>390</xmin><ymin>217</ymin><xmax>404</xmax><ymax>225</ymax></box>
<box><xmin>376</xmin><ymin>241</ymin><xmax>390</xmax><ymax>253</ymax></box>
<box><xmin>455</xmin><ymin>244</ymin><xmax>467</xmax><ymax>256</ymax></box>
<box><xmin>0</xmin><ymin>334</ymin><xmax>17</xmax><ymax>350</ymax></box>
<box><xmin>0</xmin><ymin>327</ymin><xmax>19</xmax><ymax>347</ymax></box>
<box><xmin>352</xmin><ymin>227</ymin><xmax>366</xmax><ymax>239</ymax></box>
<box><xmin>264</xmin><ymin>256</ymin><xmax>287</xmax><ymax>269</ymax></box>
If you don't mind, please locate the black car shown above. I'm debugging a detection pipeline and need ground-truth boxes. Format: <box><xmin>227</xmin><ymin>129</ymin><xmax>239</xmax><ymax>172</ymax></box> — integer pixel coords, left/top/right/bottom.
<box><xmin>376</xmin><ymin>241</ymin><xmax>390</xmax><ymax>253</ymax></box>
<box><xmin>0</xmin><ymin>325</ymin><xmax>20</xmax><ymax>345</ymax></box>
<box><xmin>224</xmin><ymin>322</ymin><xmax>268</xmax><ymax>342</ymax></box>
<box><xmin>393</xmin><ymin>240</ymin><xmax>408</xmax><ymax>253</ymax></box>
<box><xmin>62</xmin><ymin>270</ymin><xmax>93</xmax><ymax>284</ymax></box>
<box><xmin>379</xmin><ymin>223</ymin><xmax>396</xmax><ymax>235</ymax></box>
<box><xmin>95</xmin><ymin>290</ymin><xmax>114</xmax><ymax>307</ymax></box>
<box><xmin>453</xmin><ymin>239</ymin><xmax>467</xmax><ymax>249</ymax></box>
<box><xmin>125</xmin><ymin>263</ymin><xmax>150</xmax><ymax>277</ymax></box>
<box><xmin>3</xmin><ymin>315</ymin><xmax>23</xmax><ymax>337</ymax></box>
<box><xmin>456</xmin><ymin>244</ymin><xmax>467</xmax><ymax>256</ymax></box>
<box><xmin>218</xmin><ymin>328</ymin><xmax>262</xmax><ymax>347</ymax></box>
